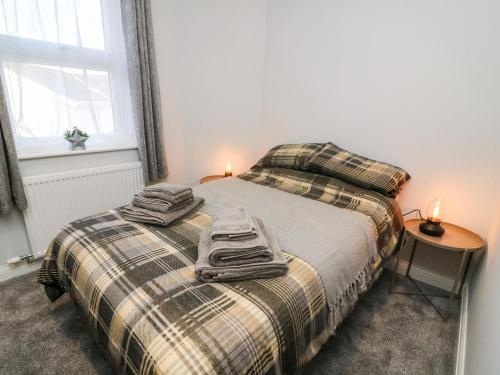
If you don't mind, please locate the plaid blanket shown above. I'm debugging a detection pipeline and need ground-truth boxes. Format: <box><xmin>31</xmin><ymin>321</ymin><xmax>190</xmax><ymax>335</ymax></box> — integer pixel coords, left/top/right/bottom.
<box><xmin>38</xmin><ymin>210</ymin><xmax>330</xmax><ymax>374</ymax></box>
<box><xmin>239</xmin><ymin>168</ymin><xmax>404</xmax><ymax>261</ymax></box>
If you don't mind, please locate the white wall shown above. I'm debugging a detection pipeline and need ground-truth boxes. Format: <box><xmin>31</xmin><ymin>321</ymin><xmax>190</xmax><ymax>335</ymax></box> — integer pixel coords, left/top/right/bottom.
<box><xmin>151</xmin><ymin>0</ymin><xmax>268</xmax><ymax>185</ymax></box>
<box><xmin>263</xmin><ymin>0</ymin><xmax>500</xmax><ymax>274</ymax></box>
<box><xmin>0</xmin><ymin>210</ymin><xmax>30</xmax><ymax>268</ymax></box>
<box><xmin>465</xmin><ymin>204</ymin><xmax>500</xmax><ymax>375</ymax></box>
<box><xmin>149</xmin><ymin>0</ymin><xmax>500</xmax><ymax>278</ymax></box>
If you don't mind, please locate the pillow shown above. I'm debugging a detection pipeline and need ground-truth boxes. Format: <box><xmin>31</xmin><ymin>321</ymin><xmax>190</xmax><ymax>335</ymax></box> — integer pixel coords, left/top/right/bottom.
<box><xmin>305</xmin><ymin>143</ymin><xmax>410</xmax><ymax>197</ymax></box>
<box><xmin>252</xmin><ymin>143</ymin><xmax>326</xmax><ymax>171</ymax></box>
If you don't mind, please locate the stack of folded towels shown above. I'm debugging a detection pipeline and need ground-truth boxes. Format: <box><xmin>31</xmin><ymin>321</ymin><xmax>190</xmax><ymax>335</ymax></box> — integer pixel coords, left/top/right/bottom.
<box><xmin>195</xmin><ymin>207</ymin><xmax>288</xmax><ymax>282</ymax></box>
<box><xmin>121</xmin><ymin>183</ymin><xmax>204</xmax><ymax>226</ymax></box>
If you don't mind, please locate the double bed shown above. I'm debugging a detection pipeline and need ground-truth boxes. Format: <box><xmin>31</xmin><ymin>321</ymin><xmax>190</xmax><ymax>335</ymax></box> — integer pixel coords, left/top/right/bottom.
<box><xmin>38</xmin><ymin>164</ymin><xmax>404</xmax><ymax>374</ymax></box>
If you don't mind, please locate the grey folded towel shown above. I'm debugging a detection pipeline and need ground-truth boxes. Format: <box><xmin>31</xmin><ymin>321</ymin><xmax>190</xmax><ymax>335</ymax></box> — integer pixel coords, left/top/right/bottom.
<box><xmin>132</xmin><ymin>192</ymin><xmax>194</xmax><ymax>213</ymax></box>
<box><xmin>121</xmin><ymin>197</ymin><xmax>204</xmax><ymax>226</ymax></box>
<box><xmin>209</xmin><ymin>217</ymin><xmax>272</xmax><ymax>266</ymax></box>
<box><xmin>143</xmin><ymin>183</ymin><xmax>193</xmax><ymax>204</ymax></box>
<box><xmin>195</xmin><ymin>220</ymin><xmax>288</xmax><ymax>282</ymax></box>
<box><xmin>211</xmin><ymin>206</ymin><xmax>257</xmax><ymax>241</ymax></box>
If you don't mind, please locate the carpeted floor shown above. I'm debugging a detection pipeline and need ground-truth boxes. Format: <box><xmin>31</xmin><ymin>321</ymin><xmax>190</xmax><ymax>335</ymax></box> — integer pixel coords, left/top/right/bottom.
<box><xmin>0</xmin><ymin>270</ymin><xmax>459</xmax><ymax>375</ymax></box>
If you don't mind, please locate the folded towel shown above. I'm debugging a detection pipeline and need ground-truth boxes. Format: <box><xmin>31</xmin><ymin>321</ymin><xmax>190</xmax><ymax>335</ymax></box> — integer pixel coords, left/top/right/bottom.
<box><xmin>132</xmin><ymin>192</ymin><xmax>194</xmax><ymax>213</ymax></box>
<box><xmin>196</xmin><ymin>219</ymin><xmax>288</xmax><ymax>282</ymax></box>
<box><xmin>121</xmin><ymin>197</ymin><xmax>204</xmax><ymax>226</ymax></box>
<box><xmin>143</xmin><ymin>183</ymin><xmax>193</xmax><ymax>203</ymax></box>
<box><xmin>211</xmin><ymin>206</ymin><xmax>257</xmax><ymax>241</ymax></box>
<box><xmin>208</xmin><ymin>217</ymin><xmax>272</xmax><ymax>266</ymax></box>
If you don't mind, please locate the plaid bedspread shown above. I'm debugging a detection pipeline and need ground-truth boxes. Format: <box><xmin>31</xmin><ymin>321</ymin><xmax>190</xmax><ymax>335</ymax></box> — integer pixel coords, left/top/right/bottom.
<box><xmin>38</xmin><ymin>210</ymin><xmax>330</xmax><ymax>374</ymax></box>
<box><xmin>239</xmin><ymin>168</ymin><xmax>404</xmax><ymax>261</ymax></box>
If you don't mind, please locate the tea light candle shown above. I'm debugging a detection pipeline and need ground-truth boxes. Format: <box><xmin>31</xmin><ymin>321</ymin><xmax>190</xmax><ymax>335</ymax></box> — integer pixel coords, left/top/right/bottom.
<box><xmin>225</xmin><ymin>160</ymin><xmax>232</xmax><ymax>177</ymax></box>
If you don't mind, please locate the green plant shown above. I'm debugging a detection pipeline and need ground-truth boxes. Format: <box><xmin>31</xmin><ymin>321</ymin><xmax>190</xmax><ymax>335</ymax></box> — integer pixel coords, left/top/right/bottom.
<box><xmin>64</xmin><ymin>127</ymin><xmax>88</xmax><ymax>139</ymax></box>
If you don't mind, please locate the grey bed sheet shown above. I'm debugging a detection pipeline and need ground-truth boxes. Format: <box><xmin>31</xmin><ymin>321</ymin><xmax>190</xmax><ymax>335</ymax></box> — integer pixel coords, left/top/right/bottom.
<box><xmin>193</xmin><ymin>177</ymin><xmax>378</xmax><ymax>310</ymax></box>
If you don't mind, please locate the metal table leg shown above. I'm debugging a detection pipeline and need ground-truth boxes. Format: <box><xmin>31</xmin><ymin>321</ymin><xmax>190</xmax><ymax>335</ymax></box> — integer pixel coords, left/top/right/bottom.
<box><xmin>405</xmin><ymin>237</ymin><xmax>418</xmax><ymax>277</ymax></box>
<box><xmin>389</xmin><ymin>230</ymin><xmax>409</xmax><ymax>292</ymax></box>
<box><xmin>443</xmin><ymin>251</ymin><xmax>471</xmax><ymax>321</ymax></box>
<box><xmin>389</xmin><ymin>236</ymin><xmax>473</xmax><ymax>321</ymax></box>
<box><xmin>389</xmin><ymin>253</ymin><xmax>400</xmax><ymax>293</ymax></box>
<box><xmin>458</xmin><ymin>252</ymin><xmax>474</xmax><ymax>296</ymax></box>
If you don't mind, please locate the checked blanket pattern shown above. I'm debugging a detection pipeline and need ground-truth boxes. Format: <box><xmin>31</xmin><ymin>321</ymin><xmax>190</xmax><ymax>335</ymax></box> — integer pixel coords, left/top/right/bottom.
<box><xmin>38</xmin><ymin>210</ymin><xmax>330</xmax><ymax>374</ymax></box>
<box><xmin>252</xmin><ymin>143</ymin><xmax>325</xmax><ymax>171</ymax></box>
<box><xmin>239</xmin><ymin>168</ymin><xmax>404</xmax><ymax>261</ymax></box>
<box><xmin>305</xmin><ymin>142</ymin><xmax>411</xmax><ymax>197</ymax></box>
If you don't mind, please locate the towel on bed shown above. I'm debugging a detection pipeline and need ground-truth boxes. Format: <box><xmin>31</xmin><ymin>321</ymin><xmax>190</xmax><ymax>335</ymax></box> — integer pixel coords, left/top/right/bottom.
<box><xmin>196</xmin><ymin>219</ymin><xmax>288</xmax><ymax>282</ymax></box>
<box><xmin>132</xmin><ymin>192</ymin><xmax>194</xmax><ymax>213</ymax></box>
<box><xmin>208</xmin><ymin>217</ymin><xmax>272</xmax><ymax>266</ymax></box>
<box><xmin>143</xmin><ymin>183</ymin><xmax>193</xmax><ymax>203</ymax></box>
<box><xmin>211</xmin><ymin>206</ymin><xmax>258</xmax><ymax>241</ymax></box>
<box><xmin>121</xmin><ymin>197</ymin><xmax>204</xmax><ymax>226</ymax></box>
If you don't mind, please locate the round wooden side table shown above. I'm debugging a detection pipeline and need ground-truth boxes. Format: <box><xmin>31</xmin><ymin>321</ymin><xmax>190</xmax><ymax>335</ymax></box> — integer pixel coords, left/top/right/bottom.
<box><xmin>200</xmin><ymin>175</ymin><xmax>226</xmax><ymax>184</ymax></box>
<box><xmin>389</xmin><ymin>218</ymin><xmax>485</xmax><ymax>320</ymax></box>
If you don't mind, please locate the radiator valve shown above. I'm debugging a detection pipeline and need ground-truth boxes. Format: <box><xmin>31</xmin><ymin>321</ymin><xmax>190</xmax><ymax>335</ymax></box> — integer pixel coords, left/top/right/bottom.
<box><xmin>7</xmin><ymin>254</ymin><xmax>35</xmax><ymax>265</ymax></box>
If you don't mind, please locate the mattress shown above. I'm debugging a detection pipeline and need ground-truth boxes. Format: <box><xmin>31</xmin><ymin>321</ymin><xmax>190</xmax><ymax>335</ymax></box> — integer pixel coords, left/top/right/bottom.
<box><xmin>38</xmin><ymin>168</ymin><xmax>403</xmax><ymax>374</ymax></box>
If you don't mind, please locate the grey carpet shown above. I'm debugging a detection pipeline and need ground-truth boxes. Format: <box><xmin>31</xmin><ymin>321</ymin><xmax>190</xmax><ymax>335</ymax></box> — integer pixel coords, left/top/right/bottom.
<box><xmin>0</xmin><ymin>270</ymin><xmax>458</xmax><ymax>375</ymax></box>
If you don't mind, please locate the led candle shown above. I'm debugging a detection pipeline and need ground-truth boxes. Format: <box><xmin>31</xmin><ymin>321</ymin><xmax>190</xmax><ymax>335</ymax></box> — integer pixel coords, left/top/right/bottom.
<box><xmin>419</xmin><ymin>198</ymin><xmax>446</xmax><ymax>236</ymax></box>
<box><xmin>225</xmin><ymin>160</ymin><xmax>232</xmax><ymax>177</ymax></box>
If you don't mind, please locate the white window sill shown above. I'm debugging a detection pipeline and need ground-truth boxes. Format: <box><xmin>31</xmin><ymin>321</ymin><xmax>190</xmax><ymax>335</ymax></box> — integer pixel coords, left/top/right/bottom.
<box><xmin>18</xmin><ymin>145</ymin><xmax>138</xmax><ymax>161</ymax></box>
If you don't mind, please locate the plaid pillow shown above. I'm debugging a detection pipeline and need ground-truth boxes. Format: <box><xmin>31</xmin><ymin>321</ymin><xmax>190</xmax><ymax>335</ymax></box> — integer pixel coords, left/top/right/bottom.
<box><xmin>252</xmin><ymin>143</ymin><xmax>326</xmax><ymax>171</ymax></box>
<box><xmin>305</xmin><ymin>143</ymin><xmax>410</xmax><ymax>197</ymax></box>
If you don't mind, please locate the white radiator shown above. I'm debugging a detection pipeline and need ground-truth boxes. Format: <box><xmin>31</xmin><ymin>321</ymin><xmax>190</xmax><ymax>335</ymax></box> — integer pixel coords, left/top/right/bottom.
<box><xmin>22</xmin><ymin>162</ymin><xmax>144</xmax><ymax>256</ymax></box>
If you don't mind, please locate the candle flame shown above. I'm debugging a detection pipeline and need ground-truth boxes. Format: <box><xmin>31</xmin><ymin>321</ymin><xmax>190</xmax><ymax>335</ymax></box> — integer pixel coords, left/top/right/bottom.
<box><xmin>432</xmin><ymin>198</ymin><xmax>441</xmax><ymax>219</ymax></box>
<box><xmin>226</xmin><ymin>160</ymin><xmax>231</xmax><ymax>173</ymax></box>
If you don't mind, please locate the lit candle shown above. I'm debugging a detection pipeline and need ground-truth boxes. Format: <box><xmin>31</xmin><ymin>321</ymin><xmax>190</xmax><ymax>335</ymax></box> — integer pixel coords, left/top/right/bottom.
<box><xmin>431</xmin><ymin>198</ymin><xmax>442</xmax><ymax>220</ymax></box>
<box><xmin>419</xmin><ymin>197</ymin><xmax>446</xmax><ymax>236</ymax></box>
<box><xmin>225</xmin><ymin>160</ymin><xmax>232</xmax><ymax>177</ymax></box>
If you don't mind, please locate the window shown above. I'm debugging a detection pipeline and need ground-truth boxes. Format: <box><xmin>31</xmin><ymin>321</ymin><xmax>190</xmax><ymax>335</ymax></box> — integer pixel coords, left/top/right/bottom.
<box><xmin>0</xmin><ymin>0</ymin><xmax>136</xmax><ymax>155</ymax></box>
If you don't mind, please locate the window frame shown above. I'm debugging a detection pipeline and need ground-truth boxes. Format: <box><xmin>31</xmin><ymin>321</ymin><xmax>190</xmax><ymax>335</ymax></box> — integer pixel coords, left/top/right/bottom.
<box><xmin>0</xmin><ymin>0</ymin><xmax>136</xmax><ymax>156</ymax></box>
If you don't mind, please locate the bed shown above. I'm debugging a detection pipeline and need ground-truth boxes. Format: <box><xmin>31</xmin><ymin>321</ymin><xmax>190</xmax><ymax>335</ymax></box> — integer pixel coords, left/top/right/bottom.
<box><xmin>38</xmin><ymin>166</ymin><xmax>403</xmax><ymax>374</ymax></box>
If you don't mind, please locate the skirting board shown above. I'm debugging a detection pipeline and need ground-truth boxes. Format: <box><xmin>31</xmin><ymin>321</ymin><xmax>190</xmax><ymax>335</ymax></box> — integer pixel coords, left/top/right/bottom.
<box><xmin>386</xmin><ymin>258</ymin><xmax>455</xmax><ymax>292</ymax></box>
<box><xmin>0</xmin><ymin>260</ymin><xmax>42</xmax><ymax>283</ymax></box>
<box><xmin>455</xmin><ymin>282</ymin><xmax>468</xmax><ymax>375</ymax></box>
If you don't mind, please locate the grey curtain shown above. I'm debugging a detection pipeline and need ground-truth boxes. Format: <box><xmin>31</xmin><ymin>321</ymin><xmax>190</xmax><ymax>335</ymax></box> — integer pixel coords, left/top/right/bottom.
<box><xmin>121</xmin><ymin>0</ymin><xmax>168</xmax><ymax>184</ymax></box>
<box><xmin>0</xmin><ymin>77</ymin><xmax>27</xmax><ymax>214</ymax></box>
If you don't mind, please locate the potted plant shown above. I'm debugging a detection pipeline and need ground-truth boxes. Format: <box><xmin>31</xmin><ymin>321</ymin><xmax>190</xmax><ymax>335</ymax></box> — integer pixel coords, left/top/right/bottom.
<box><xmin>64</xmin><ymin>127</ymin><xmax>89</xmax><ymax>151</ymax></box>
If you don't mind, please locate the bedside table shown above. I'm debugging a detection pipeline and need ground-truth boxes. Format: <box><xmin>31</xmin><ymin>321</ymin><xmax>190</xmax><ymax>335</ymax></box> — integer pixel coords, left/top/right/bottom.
<box><xmin>200</xmin><ymin>175</ymin><xmax>226</xmax><ymax>184</ymax></box>
<box><xmin>389</xmin><ymin>218</ymin><xmax>485</xmax><ymax>320</ymax></box>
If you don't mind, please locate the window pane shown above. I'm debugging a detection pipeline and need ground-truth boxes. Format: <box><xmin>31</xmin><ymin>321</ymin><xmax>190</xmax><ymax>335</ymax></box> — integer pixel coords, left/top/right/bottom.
<box><xmin>0</xmin><ymin>0</ymin><xmax>105</xmax><ymax>50</ymax></box>
<box><xmin>2</xmin><ymin>62</ymin><xmax>114</xmax><ymax>140</ymax></box>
